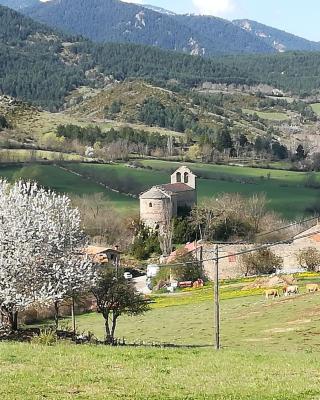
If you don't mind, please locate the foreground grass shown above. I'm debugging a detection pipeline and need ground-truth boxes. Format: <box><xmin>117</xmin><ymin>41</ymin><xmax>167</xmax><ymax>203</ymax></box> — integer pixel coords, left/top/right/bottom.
<box><xmin>1</xmin><ymin>342</ymin><xmax>320</xmax><ymax>400</ymax></box>
<box><xmin>72</xmin><ymin>291</ymin><xmax>320</xmax><ymax>352</ymax></box>
<box><xmin>10</xmin><ymin>276</ymin><xmax>320</xmax><ymax>399</ymax></box>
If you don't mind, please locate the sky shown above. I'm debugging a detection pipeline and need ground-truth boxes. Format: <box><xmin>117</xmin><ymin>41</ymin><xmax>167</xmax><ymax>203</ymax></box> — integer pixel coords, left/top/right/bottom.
<box><xmin>123</xmin><ymin>0</ymin><xmax>320</xmax><ymax>41</ymax></box>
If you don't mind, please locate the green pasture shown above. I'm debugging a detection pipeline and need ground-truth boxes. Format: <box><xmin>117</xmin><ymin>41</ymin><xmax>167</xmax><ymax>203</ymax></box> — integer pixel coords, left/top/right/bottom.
<box><xmin>0</xmin><ymin>164</ymin><xmax>137</xmax><ymax>213</ymax></box>
<box><xmin>243</xmin><ymin>108</ymin><xmax>290</xmax><ymax>121</ymax></box>
<box><xmin>7</xmin><ymin>274</ymin><xmax>320</xmax><ymax>399</ymax></box>
<box><xmin>69</xmin><ymin>161</ymin><xmax>320</xmax><ymax>218</ymax></box>
<box><xmin>0</xmin><ymin>160</ymin><xmax>319</xmax><ymax>218</ymax></box>
<box><xmin>311</xmin><ymin>102</ymin><xmax>320</xmax><ymax>115</ymax></box>
<box><xmin>2</xmin><ymin>341</ymin><xmax>320</xmax><ymax>400</ymax></box>
<box><xmin>0</xmin><ymin>149</ymin><xmax>85</xmax><ymax>163</ymax></box>
<box><xmin>62</xmin><ymin>274</ymin><xmax>320</xmax><ymax>352</ymax></box>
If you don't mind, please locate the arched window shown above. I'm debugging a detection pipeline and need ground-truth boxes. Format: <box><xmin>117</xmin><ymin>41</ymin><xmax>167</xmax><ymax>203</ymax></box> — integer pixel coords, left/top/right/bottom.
<box><xmin>149</xmin><ymin>202</ymin><xmax>153</xmax><ymax>207</ymax></box>
<box><xmin>184</xmin><ymin>172</ymin><xmax>189</xmax><ymax>184</ymax></box>
<box><xmin>176</xmin><ymin>172</ymin><xmax>181</xmax><ymax>182</ymax></box>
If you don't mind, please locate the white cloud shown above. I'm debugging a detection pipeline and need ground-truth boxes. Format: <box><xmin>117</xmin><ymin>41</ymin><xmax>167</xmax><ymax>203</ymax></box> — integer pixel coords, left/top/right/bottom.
<box><xmin>192</xmin><ymin>0</ymin><xmax>235</xmax><ymax>16</ymax></box>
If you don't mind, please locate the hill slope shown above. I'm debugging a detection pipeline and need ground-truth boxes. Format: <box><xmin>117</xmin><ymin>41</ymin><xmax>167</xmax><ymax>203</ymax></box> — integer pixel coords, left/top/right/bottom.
<box><xmin>23</xmin><ymin>0</ymin><xmax>275</xmax><ymax>55</ymax></box>
<box><xmin>0</xmin><ymin>5</ymin><xmax>86</xmax><ymax>109</ymax></box>
<box><xmin>3</xmin><ymin>4</ymin><xmax>320</xmax><ymax>109</ymax></box>
<box><xmin>234</xmin><ymin>19</ymin><xmax>320</xmax><ymax>52</ymax></box>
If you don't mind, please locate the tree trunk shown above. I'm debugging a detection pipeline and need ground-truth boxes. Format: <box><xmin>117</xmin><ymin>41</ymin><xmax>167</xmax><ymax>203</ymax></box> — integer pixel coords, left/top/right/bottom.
<box><xmin>110</xmin><ymin>314</ymin><xmax>118</xmax><ymax>344</ymax></box>
<box><xmin>71</xmin><ymin>296</ymin><xmax>76</xmax><ymax>337</ymax></box>
<box><xmin>8</xmin><ymin>311</ymin><xmax>18</xmax><ymax>332</ymax></box>
<box><xmin>54</xmin><ymin>300</ymin><xmax>59</xmax><ymax>331</ymax></box>
<box><xmin>105</xmin><ymin>317</ymin><xmax>112</xmax><ymax>345</ymax></box>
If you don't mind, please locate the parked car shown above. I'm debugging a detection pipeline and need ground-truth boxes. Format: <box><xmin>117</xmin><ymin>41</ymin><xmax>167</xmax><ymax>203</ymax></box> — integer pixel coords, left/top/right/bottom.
<box><xmin>124</xmin><ymin>272</ymin><xmax>133</xmax><ymax>280</ymax></box>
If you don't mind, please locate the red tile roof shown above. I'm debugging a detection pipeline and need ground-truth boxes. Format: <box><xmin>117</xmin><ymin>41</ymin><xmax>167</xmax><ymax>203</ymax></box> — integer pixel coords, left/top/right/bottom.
<box><xmin>161</xmin><ymin>183</ymin><xmax>194</xmax><ymax>193</ymax></box>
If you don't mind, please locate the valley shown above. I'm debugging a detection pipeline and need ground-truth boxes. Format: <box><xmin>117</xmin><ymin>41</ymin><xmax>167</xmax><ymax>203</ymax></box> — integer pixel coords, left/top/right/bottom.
<box><xmin>1</xmin><ymin>2</ymin><xmax>320</xmax><ymax>399</ymax></box>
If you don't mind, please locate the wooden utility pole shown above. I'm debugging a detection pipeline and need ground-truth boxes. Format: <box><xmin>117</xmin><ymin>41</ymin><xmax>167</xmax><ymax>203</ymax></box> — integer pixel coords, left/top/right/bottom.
<box><xmin>71</xmin><ymin>294</ymin><xmax>76</xmax><ymax>337</ymax></box>
<box><xmin>213</xmin><ymin>244</ymin><xmax>220</xmax><ymax>350</ymax></box>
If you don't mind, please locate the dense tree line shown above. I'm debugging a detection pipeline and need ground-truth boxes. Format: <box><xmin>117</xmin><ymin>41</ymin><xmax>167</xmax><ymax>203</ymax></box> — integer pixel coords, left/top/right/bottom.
<box><xmin>138</xmin><ymin>97</ymin><xmax>196</xmax><ymax>133</ymax></box>
<box><xmin>57</xmin><ymin>124</ymin><xmax>168</xmax><ymax>149</ymax></box>
<box><xmin>23</xmin><ymin>0</ymin><xmax>274</xmax><ymax>55</ymax></box>
<box><xmin>3</xmin><ymin>5</ymin><xmax>320</xmax><ymax>110</ymax></box>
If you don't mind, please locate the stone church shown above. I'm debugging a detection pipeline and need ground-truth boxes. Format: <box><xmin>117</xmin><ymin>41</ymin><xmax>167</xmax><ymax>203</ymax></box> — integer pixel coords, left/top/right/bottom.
<box><xmin>140</xmin><ymin>166</ymin><xmax>197</xmax><ymax>228</ymax></box>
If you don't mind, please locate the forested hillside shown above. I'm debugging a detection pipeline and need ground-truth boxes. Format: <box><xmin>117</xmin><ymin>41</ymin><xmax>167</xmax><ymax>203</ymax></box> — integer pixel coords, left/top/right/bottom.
<box><xmin>234</xmin><ymin>19</ymin><xmax>320</xmax><ymax>52</ymax></box>
<box><xmin>0</xmin><ymin>6</ymin><xmax>86</xmax><ymax>110</ymax></box>
<box><xmin>23</xmin><ymin>0</ymin><xmax>275</xmax><ymax>55</ymax></box>
<box><xmin>2</xmin><ymin>4</ymin><xmax>320</xmax><ymax>110</ymax></box>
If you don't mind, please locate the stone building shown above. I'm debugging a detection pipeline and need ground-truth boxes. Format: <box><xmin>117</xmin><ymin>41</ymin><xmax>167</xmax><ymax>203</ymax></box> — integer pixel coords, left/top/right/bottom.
<box><xmin>201</xmin><ymin>222</ymin><xmax>320</xmax><ymax>280</ymax></box>
<box><xmin>139</xmin><ymin>166</ymin><xmax>197</xmax><ymax>228</ymax></box>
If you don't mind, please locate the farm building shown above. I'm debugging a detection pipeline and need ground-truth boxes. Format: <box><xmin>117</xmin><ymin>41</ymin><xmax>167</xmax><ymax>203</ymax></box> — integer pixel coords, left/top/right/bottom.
<box><xmin>139</xmin><ymin>166</ymin><xmax>197</xmax><ymax>228</ymax></box>
<box><xmin>167</xmin><ymin>222</ymin><xmax>320</xmax><ymax>280</ymax></box>
<box><xmin>202</xmin><ymin>222</ymin><xmax>320</xmax><ymax>279</ymax></box>
<box><xmin>85</xmin><ymin>246</ymin><xmax>121</xmax><ymax>266</ymax></box>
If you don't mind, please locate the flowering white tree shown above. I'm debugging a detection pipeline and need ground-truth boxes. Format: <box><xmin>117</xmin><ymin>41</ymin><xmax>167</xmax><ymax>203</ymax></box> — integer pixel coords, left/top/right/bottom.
<box><xmin>0</xmin><ymin>180</ymin><xmax>96</xmax><ymax>331</ymax></box>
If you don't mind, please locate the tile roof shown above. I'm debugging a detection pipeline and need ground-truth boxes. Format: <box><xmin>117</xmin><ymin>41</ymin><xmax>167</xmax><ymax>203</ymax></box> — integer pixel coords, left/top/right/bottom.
<box><xmin>160</xmin><ymin>183</ymin><xmax>194</xmax><ymax>193</ymax></box>
<box><xmin>139</xmin><ymin>187</ymin><xmax>170</xmax><ymax>199</ymax></box>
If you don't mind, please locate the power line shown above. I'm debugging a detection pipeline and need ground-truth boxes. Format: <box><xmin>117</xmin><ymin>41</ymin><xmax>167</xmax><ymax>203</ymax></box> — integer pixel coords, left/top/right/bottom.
<box><xmin>163</xmin><ymin>216</ymin><xmax>320</xmax><ymax>268</ymax></box>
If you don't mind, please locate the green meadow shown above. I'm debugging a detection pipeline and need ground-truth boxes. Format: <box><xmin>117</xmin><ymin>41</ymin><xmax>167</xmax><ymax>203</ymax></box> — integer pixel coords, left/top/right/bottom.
<box><xmin>242</xmin><ymin>108</ymin><xmax>290</xmax><ymax>121</ymax></box>
<box><xmin>68</xmin><ymin>160</ymin><xmax>320</xmax><ymax>218</ymax></box>
<box><xmin>3</xmin><ymin>274</ymin><xmax>320</xmax><ymax>400</ymax></box>
<box><xmin>0</xmin><ymin>160</ymin><xmax>319</xmax><ymax>218</ymax></box>
<box><xmin>0</xmin><ymin>164</ymin><xmax>136</xmax><ymax>213</ymax></box>
<box><xmin>311</xmin><ymin>102</ymin><xmax>320</xmax><ymax>115</ymax></box>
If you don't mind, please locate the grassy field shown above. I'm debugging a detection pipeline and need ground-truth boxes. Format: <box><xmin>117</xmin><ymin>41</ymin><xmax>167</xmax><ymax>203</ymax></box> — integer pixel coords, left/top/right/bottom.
<box><xmin>64</xmin><ymin>274</ymin><xmax>320</xmax><ymax>351</ymax></box>
<box><xmin>2</xmin><ymin>342</ymin><xmax>320</xmax><ymax>400</ymax></box>
<box><xmin>68</xmin><ymin>161</ymin><xmax>320</xmax><ymax>218</ymax></box>
<box><xmin>3</xmin><ymin>274</ymin><xmax>320</xmax><ymax>399</ymax></box>
<box><xmin>311</xmin><ymin>103</ymin><xmax>320</xmax><ymax>115</ymax></box>
<box><xmin>243</xmin><ymin>109</ymin><xmax>290</xmax><ymax>121</ymax></box>
<box><xmin>0</xmin><ymin>164</ymin><xmax>137</xmax><ymax>213</ymax></box>
<box><xmin>0</xmin><ymin>160</ymin><xmax>319</xmax><ymax>217</ymax></box>
<box><xmin>0</xmin><ymin>149</ymin><xmax>86</xmax><ymax>163</ymax></box>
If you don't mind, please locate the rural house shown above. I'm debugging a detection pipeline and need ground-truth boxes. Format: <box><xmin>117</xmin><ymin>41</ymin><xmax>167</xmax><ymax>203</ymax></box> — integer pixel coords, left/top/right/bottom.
<box><xmin>200</xmin><ymin>221</ymin><xmax>320</xmax><ymax>280</ymax></box>
<box><xmin>85</xmin><ymin>246</ymin><xmax>121</xmax><ymax>266</ymax></box>
<box><xmin>139</xmin><ymin>166</ymin><xmax>197</xmax><ymax>228</ymax></box>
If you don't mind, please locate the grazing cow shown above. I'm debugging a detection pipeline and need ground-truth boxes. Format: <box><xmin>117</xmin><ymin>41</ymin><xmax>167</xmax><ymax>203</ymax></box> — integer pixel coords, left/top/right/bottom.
<box><xmin>283</xmin><ymin>285</ymin><xmax>299</xmax><ymax>296</ymax></box>
<box><xmin>265</xmin><ymin>289</ymin><xmax>279</xmax><ymax>299</ymax></box>
<box><xmin>306</xmin><ymin>283</ymin><xmax>319</xmax><ymax>293</ymax></box>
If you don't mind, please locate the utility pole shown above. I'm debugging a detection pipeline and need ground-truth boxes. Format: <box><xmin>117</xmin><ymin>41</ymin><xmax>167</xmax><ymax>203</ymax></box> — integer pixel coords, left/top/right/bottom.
<box><xmin>71</xmin><ymin>293</ymin><xmax>76</xmax><ymax>337</ymax></box>
<box><xmin>213</xmin><ymin>244</ymin><xmax>220</xmax><ymax>350</ymax></box>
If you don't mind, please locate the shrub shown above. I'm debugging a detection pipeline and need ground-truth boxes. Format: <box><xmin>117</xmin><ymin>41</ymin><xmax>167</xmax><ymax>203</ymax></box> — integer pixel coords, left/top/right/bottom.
<box><xmin>241</xmin><ymin>249</ymin><xmax>283</xmax><ymax>276</ymax></box>
<box><xmin>31</xmin><ymin>328</ymin><xmax>58</xmax><ymax>346</ymax></box>
<box><xmin>297</xmin><ymin>247</ymin><xmax>320</xmax><ymax>271</ymax></box>
<box><xmin>131</xmin><ymin>224</ymin><xmax>161</xmax><ymax>260</ymax></box>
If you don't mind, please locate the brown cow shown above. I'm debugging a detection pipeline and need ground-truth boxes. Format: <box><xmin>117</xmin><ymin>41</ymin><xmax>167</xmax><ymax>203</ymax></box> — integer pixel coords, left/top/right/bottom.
<box><xmin>306</xmin><ymin>283</ymin><xmax>319</xmax><ymax>293</ymax></box>
<box><xmin>265</xmin><ymin>289</ymin><xmax>279</xmax><ymax>299</ymax></box>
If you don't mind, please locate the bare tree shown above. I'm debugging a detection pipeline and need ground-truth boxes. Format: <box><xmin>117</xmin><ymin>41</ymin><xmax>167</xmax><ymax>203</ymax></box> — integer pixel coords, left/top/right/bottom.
<box><xmin>158</xmin><ymin>199</ymin><xmax>174</xmax><ymax>257</ymax></box>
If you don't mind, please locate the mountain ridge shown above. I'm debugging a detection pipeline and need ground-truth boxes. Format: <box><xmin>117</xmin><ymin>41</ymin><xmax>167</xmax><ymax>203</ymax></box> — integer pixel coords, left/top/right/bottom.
<box><xmin>233</xmin><ymin>19</ymin><xmax>320</xmax><ymax>53</ymax></box>
<box><xmin>22</xmin><ymin>0</ymin><xmax>275</xmax><ymax>55</ymax></box>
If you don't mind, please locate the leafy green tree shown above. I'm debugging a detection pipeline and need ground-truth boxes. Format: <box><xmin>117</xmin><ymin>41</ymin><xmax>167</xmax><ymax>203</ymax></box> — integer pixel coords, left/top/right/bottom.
<box><xmin>296</xmin><ymin>144</ymin><xmax>306</xmax><ymax>161</ymax></box>
<box><xmin>0</xmin><ymin>115</ymin><xmax>9</xmax><ymax>129</ymax></box>
<box><xmin>215</xmin><ymin>129</ymin><xmax>233</xmax><ymax>152</ymax></box>
<box><xmin>92</xmin><ymin>266</ymin><xmax>150</xmax><ymax>344</ymax></box>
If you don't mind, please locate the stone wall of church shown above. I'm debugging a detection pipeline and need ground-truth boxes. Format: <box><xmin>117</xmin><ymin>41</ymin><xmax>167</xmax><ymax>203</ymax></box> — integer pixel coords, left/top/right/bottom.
<box><xmin>140</xmin><ymin>197</ymin><xmax>173</xmax><ymax>228</ymax></box>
